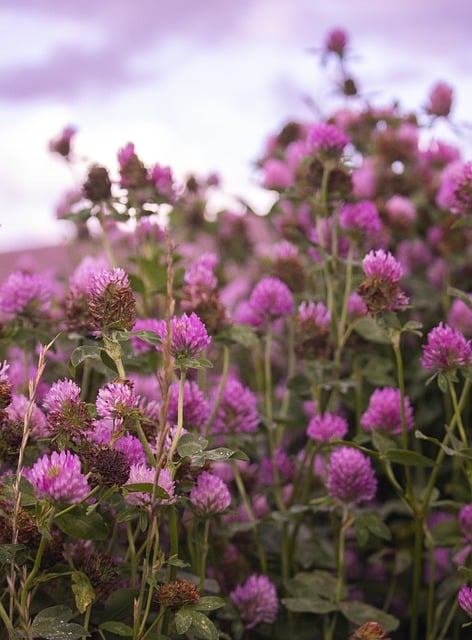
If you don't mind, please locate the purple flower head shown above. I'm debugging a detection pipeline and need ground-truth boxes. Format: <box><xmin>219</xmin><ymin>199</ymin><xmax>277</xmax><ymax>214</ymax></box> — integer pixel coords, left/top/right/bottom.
<box><xmin>49</xmin><ymin>125</ymin><xmax>76</xmax><ymax>157</ymax></box>
<box><xmin>230</xmin><ymin>574</ymin><xmax>278</xmax><ymax>629</ymax></box>
<box><xmin>325</xmin><ymin>28</ymin><xmax>348</xmax><ymax>57</ymax></box>
<box><xmin>426</xmin><ymin>81</ymin><xmax>453</xmax><ymax>118</ymax></box>
<box><xmin>385</xmin><ymin>195</ymin><xmax>417</xmax><ymax>228</ymax></box>
<box><xmin>448</xmin><ymin>296</ymin><xmax>472</xmax><ymax>338</ymax></box>
<box><xmin>306</xmin><ymin>122</ymin><xmax>350</xmax><ymax>159</ymax></box>
<box><xmin>358</xmin><ymin>249</ymin><xmax>409</xmax><ymax>314</ymax></box>
<box><xmin>361</xmin><ymin>387</ymin><xmax>414</xmax><ymax>436</ymax></box>
<box><xmin>396</xmin><ymin>239</ymin><xmax>432</xmax><ymax>277</ymax></box>
<box><xmin>96</xmin><ymin>382</ymin><xmax>140</xmax><ymax>420</ymax></box>
<box><xmin>25</xmin><ymin>450</ymin><xmax>90</xmax><ymax>504</ymax></box>
<box><xmin>307</xmin><ymin>412</ymin><xmax>348</xmax><ymax>443</ymax></box>
<box><xmin>167</xmin><ymin>380</ymin><xmax>210</xmax><ymax>430</ymax></box>
<box><xmin>210</xmin><ymin>375</ymin><xmax>259</xmax><ymax>435</ymax></box>
<box><xmin>460</xmin><ymin>504</ymin><xmax>472</xmax><ymax>541</ymax></box>
<box><xmin>260</xmin><ymin>448</ymin><xmax>295</xmax><ymax>485</ymax></box>
<box><xmin>339</xmin><ymin>200</ymin><xmax>382</xmax><ymax>241</ymax></box>
<box><xmin>261</xmin><ymin>158</ymin><xmax>294</xmax><ymax>190</ymax></box>
<box><xmin>297</xmin><ymin>300</ymin><xmax>331</xmax><ymax>328</ymax></box>
<box><xmin>437</xmin><ymin>161</ymin><xmax>472</xmax><ymax>216</ymax></box>
<box><xmin>125</xmin><ymin>465</ymin><xmax>175</xmax><ymax>506</ymax></box>
<box><xmin>347</xmin><ymin>292</ymin><xmax>368</xmax><ymax>318</ymax></box>
<box><xmin>87</xmin><ymin>267</ymin><xmax>136</xmax><ymax>332</ymax></box>
<box><xmin>326</xmin><ymin>447</ymin><xmax>377</xmax><ymax>504</ymax></box>
<box><xmin>420</xmin><ymin>322</ymin><xmax>472</xmax><ymax>374</ymax></box>
<box><xmin>0</xmin><ymin>271</ymin><xmax>52</xmax><ymax>323</ymax></box>
<box><xmin>0</xmin><ymin>361</ymin><xmax>12</xmax><ymax>411</ymax></box>
<box><xmin>247</xmin><ymin>276</ymin><xmax>294</xmax><ymax>326</ymax></box>
<box><xmin>117</xmin><ymin>142</ymin><xmax>148</xmax><ymax>189</ymax></box>
<box><xmin>294</xmin><ymin>300</ymin><xmax>332</xmax><ymax>359</ymax></box>
<box><xmin>131</xmin><ymin>318</ymin><xmax>161</xmax><ymax>354</ymax></box>
<box><xmin>184</xmin><ymin>253</ymin><xmax>218</xmax><ymax>294</ymax></box>
<box><xmin>7</xmin><ymin>394</ymin><xmax>49</xmax><ymax>439</ymax></box>
<box><xmin>42</xmin><ymin>379</ymin><xmax>90</xmax><ymax>440</ymax></box>
<box><xmin>43</xmin><ymin>379</ymin><xmax>81</xmax><ymax>413</ymax></box>
<box><xmin>148</xmin><ymin>163</ymin><xmax>175</xmax><ymax>200</ymax></box>
<box><xmin>189</xmin><ymin>471</ymin><xmax>231</xmax><ymax>517</ymax></box>
<box><xmin>458</xmin><ymin>585</ymin><xmax>472</xmax><ymax>617</ymax></box>
<box><xmin>156</xmin><ymin>312</ymin><xmax>211</xmax><ymax>361</ymax></box>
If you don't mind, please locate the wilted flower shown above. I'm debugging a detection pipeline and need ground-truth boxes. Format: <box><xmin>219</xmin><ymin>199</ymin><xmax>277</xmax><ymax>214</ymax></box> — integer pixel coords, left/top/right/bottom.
<box><xmin>230</xmin><ymin>574</ymin><xmax>278</xmax><ymax>629</ymax></box>
<box><xmin>307</xmin><ymin>412</ymin><xmax>348</xmax><ymax>443</ymax></box>
<box><xmin>420</xmin><ymin>322</ymin><xmax>472</xmax><ymax>374</ymax></box>
<box><xmin>361</xmin><ymin>387</ymin><xmax>414</xmax><ymax>436</ymax></box>
<box><xmin>25</xmin><ymin>450</ymin><xmax>90</xmax><ymax>504</ymax></box>
<box><xmin>87</xmin><ymin>267</ymin><xmax>136</xmax><ymax>332</ymax></box>
<box><xmin>155</xmin><ymin>579</ymin><xmax>200</xmax><ymax>609</ymax></box>
<box><xmin>326</xmin><ymin>447</ymin><xmax>377</xmax><ymax>504</ymax></box>
<box><xmin>189</xmin><ymin>471</ymin><xmax>231</xmax><ymax>517</ymax></box>
<box><xmin>352</xmin><ymin>621</ymin><xmax>391</xmax><ymax>639</ymax></box>
<box><xmin>358</xmin><ymin>249</ymin><xmax>409</xmax><ymax>314</ymax></box>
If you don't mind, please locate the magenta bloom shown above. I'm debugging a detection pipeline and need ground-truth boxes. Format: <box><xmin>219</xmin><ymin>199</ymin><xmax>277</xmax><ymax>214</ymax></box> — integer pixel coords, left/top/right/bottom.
<box><xmin>361</xmin><ymin>387</ymin><xmax>414</xmax><ymax>436</ymax></box>
<box><xmin>183</xmin><ymin>253</ymin><xmax>218</xmax><ymax>295</ymax></box>
<box><xmin>358</xmin><ymin>249</ymin><xmax>409</xmax><ymax>314</ymax></box>
<box><xmin>210</xmin><ymin>375</ymin><xmax>259</xmax><ymax>435</ymax></box>
<box><xmin>437</xmin><ymin>161</ymin><xmax>472</xmax><ymax>216</ymax></box>
<box><xmin>326</xmin><ymin>447</ymin><xmax>377</xmax><ymax>504</ymax></box>
<box><xmin>230</xmin><ymin>574</ymin><xmax>278</xmax><ymax>629</ymax></box>
<box><xmin>43</xmin><ymin>379</ymin><xmax>81</xmax><ymax>413</ymax></box>
<box><xmin>420</xmin><ymin>322</ymin><xmax>472</xmax><ymax>374</ymax></box>
<box><xmin>96</xmin><ymin>382</ymin><xmax>139</xmax><ymax>420</ymax></box>
<box><xmin>339</xmin><ymin>200</ymin><xmax>382</xmax><ymax>240</ymax></box>
<box><xmin>125</xmin><ymin>465</ymin><xmax>175</xmax><ymax>506</ymax></box>
<box><xmin>297</xmin><ymin>301</ymin><xmax>331</xmax><ymax>328</ymax></box>
<box><xmin>385</xmin><ymin>195</ymin><xmax>417</xmax><ymax>227</ymax></box>
<box><xmin>459</xmin><ymin>504</ymin><xmax>472</xmax><ymax>541</ymax></box>
<box><xmin>306</xmin><ymin>122</ymin><xmax>350</xmax><ymax>158</ymax></box>
<box><xmin>325</xmin><ymin>28</ymin><xmax>348</xmax><ymax>57</ymax></box>
<box><xmin>448</xmin><ymin>296</ymin><xmax>472</xmax><ymax>337</ymax></box>
<box><xmin>7</xmin><ymin>395</ymin><xmax>49</xmax><ymax>439</ymax></box>
<box><xmin>25</xmin><ymin>450</ymin><xmax>90</xmax><ymax>504</ymax></box>
<box><xmin>307</xmin><ymin>412</ymin><xmax>348</xmax><ymax>443</ymax></box>
<box><xmin>87</xmin><ymin>267</ymin><xmax>136</xmax><ymax>332</ymax></box>
<box><xmin>426</xmin><ymin>81</ymin><xmax>453</xmax><ymax>118</ymax></box>
<box><xmin>189</xmin><ymin>471</ymin><xmax>231</xmax><ymax>517</ymax></box>
<box><xmin>0</xmin><ymin>271</ymin><xmax>52</xmax><ymax>322</ymax></box>
<box><xmin>247</xmin><ymin>276</ymin><xmax>294</xmax><ymax>326</ymax></box>
<box><xmin>458</xmin><ymin>585</ymin><xmax>472</xmax><ymax>617</ymax></box>
<box><xmin>156</xmin><ymin>312</ymin><xmax>211</xmax><ymax>361</ymax></box>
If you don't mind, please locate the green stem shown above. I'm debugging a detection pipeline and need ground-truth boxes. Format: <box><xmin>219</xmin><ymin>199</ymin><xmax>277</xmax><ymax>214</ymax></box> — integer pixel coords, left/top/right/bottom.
<box><xmin>264</xmin><ymin>327</ymin><xmax>273</xmax><ymax>425</ymax></box>
<box><xmin>204</xmin><ymin>345</ymin><xmax>230</xmax><ymax>436</ymax></box>
<box><xmin>410</xmin><ymin>513</ymin><xmax>424</xmax><ymax>640</ymax></box>
<box><xmin>167</xmin><ymin>370</ymin><xmax>187</xmax><ymax>463</ymax></box>
<box><xmin>391</xmin><ymin>335</ymin><xmax>413</xmax><ymax>503</ymax></box>
<box><xmin>198</xmin><ymin>519</ymin><xmax>211</xmax><ymax>591</ymax></box>
<box><xmin>20</xmin><ymin>511</ymin><xmax>54</xmax><ymax>611</ymax></box>
<box><xmin>98</xmin><ymin>207</ymin><xmax>117</xmax><ymax>268</ymax></box>
<box><xmin>0</xmin><ymin>600</ymin><xmax>15</xmax><ymax>637</ymax></box>
<box><xmin>437</xmin><ymin>598</ymin><xmax>459</xmax><ymax>640</ymax></box>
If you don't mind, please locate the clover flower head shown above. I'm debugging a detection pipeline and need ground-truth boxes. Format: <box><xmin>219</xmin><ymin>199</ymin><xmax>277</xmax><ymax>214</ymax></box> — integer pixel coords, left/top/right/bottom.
<box><xmin>426</xmin><ymin>81</ymin><xmax>453</xmax><ymax>118</ymax></box>
<box><xmin>326</xmin><ymin>446</ymin><xmax>377</xmax><ymax>504</ymax></box>
<box><xmin>297</xmin><ymin>300</ymin><xmax>331</xmax><ymax>329</ymax></box>
<box><xmin>43</xmin><ymin>379</ymin><xmax>81</xmax><ymax>413</ymax></box>
<box><xmin>0</xmin><ymin>271</ymin><xmax>52</xmax><ymax>322</ymax></box>
<box><xmin>339</xmin><ymin>200</ymin><xmax>382</xmax><ymax>240</ymax></box>
<box><xmin>87</xmin><ymin>267</ymin><xmax>136</xmax><ymax>332</ymax></box>
<box><xmin>385</xmin><ymin>195</ymin><xmax>417</xmax><ymax>227</ymax></box>
<box><xmin>96</xmin><ymin>382</ymin><xmax>140</xmax><ymax>420</ymax></box>
<box><xmin>325</xmin><ymin>28</ymin><xmax>348</xmax><ymax>57</ymax></box>
<box><xmin>189</xmin><ymin>471</ymin><xmax>231</xmax><ymax>517</ymax></box>
<box><xmin>306</xmin><ymin>122</ymin><xmax>350</xmax><ymax>158</ymax></box>
<box><xmin>362</xmin><ymin>249</ymin><xmax>402</xmax><ymax>281</ymax></box>
<box><xmin>248</xmin><ymin>276</ymin><xmax>294</xmax><ymax>325</ymax></box>
<box><xmin>459</xmin><ymin>504</ymin><xmax>472</xmax><ymax>541</ymax></box>
<box><xmin>361</xmin><ymin>387</ymin><xmax>414</xmax><ymax>436</ymax></box>
<box><xmin>307</xmin><ymin>412</ymin><xmax>348</xmax><ymax>443</ymax></box>
<box><xmin>125</xmin><ymin>465</ymin><xmax>175</xmax><ymax>506</ymax></box>
<box><xmin>458</xmin><ymin>585</ymin><xmax>472</xmax><ymax>617</ymax></box>
<box><xmin>358</xmin><ymin>249</ymin><xmax>409</xmax><ymax>313</ymax></box>
<box><xmin>7</xmin><ymin>394</ymin><xmax>49</xmax><ymax>439</ymax></box>
<box><xmin>156</xmin><ymin>313</ymin><xmax>211</xmax><ymax>360</ymax></box>
<box><xmin>448</xmin><ymin>296</ymin><xmax>472</xmax><ymax>338</ymax></box>
<box><xmin>25</xmin><ymin>450</ymin><xmax>90</xmax><ymax>504</ymax></box>
<box><xmin>230</xmin><ymin>574</ymin><xmax>278</xmax><ymax>629</ymax></box>
<box><xmin>210</xmin><ymin>375</ymin><xmax>259</xmax><ymax>435</ymax></box>
<box><xmin>420</xmin><ymin>322</ymin><xmax>472</xmax><ymax>374</ymax></box>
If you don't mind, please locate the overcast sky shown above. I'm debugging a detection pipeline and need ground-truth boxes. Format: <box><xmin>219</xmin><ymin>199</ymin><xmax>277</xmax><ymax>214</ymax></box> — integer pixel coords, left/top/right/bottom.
<box><xmin>0</xmin><ymin>0</ymin><xmax>471</xmax><ymax>252</ymax></box>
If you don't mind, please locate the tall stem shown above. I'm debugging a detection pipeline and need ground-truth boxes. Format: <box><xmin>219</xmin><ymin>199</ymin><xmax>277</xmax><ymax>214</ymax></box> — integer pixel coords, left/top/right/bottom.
<box><xmin>205</xmin><ymin>345</ymin><xmax>230</xmax><ymax>436</ymax></box>
<box><xmin>167</xmin><ymin>370</ymin><xmax>186</xmax><ymax>463</ymax></box>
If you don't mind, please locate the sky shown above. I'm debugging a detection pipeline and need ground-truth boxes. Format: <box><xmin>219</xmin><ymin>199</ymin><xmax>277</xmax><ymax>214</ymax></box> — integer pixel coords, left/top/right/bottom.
<box><xmin>0</xmin><ymin>0</ymin><xmax>471</xmax><ymax>253</ymax></box>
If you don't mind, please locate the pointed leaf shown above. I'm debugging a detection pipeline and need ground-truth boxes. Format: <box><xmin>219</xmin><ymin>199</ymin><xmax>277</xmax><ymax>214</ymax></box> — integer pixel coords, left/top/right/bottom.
<box><xmin>99</xmin><ymin>621</ymin><xmax>135</xmax><ymax>637</ymax></box>
<box><xmin>54</xmin><ymin>510</ymin><xmax>109</xmax><ymax>540</ymax></box>
<box><xmin>384</xmin><ymin>449</ymin><xmax>435</xmax><ymax>467</ymax></box>
<box><xmin>175</xmin><ymin>608</ymin><xmax>193</xmax><ymax>634</ymax></box>
<box><xmin>282</xmin><ymin>597</ymin><xmax>338</xmax><ymax>614</ymax></box>
<box><xmin>188</xmin><ymin>610</ymin><xmax>219</xmax><ymax>640</ymax></box>
<box><xmin>339</xmin><ymin>600</ymin><xmax>399</xmax><ymax>631</ymax></box>
<box><xmin>71</xmin><ymin>571</ymin><xmax>95</xmax><ymax>613</ymax></box>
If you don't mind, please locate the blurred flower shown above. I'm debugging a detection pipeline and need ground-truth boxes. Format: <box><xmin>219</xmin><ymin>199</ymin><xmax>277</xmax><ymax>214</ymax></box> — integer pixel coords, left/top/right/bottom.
<box><xmin>0</xmin><ymin>271</ymin><xmax>52</xmax><ymax>323</ymax></box>
<box><xmin>324</xmin><ymin>28</ymin><xmax>348</xmax><ymax>58</ymax></box>
<box><xmin>261</xmin><ymin>158</ymin><xmax>294</xmax><ymax>190</ymax></box>
<box><xmin>209</xmin><ymin>375</ymin><xmax>259</xmax><ymax>435</ymax></box>
<box><xmin>189</xmin><ymin>471</ymin><xmax>231</xmax><ymax>517</ymax></box>
<box><xmin>306</xmin><ymin>122</ymin><xmax>350</xmax><ymax>160</ymax></box>
<box><xmin>25</xmin><ymin>450</ymin><xmax>90</xmax><ymax>504</ymax></box>
<box><xmin>87</xmin><ymin>267</ymin><xmax>136</xmax><ymax>333</ymax></box>
<box><xmin>460</xmin><ymin>504</ymin><xmax>472</xmax><ymax>541</ymax></box>
<box><xmin>420</xmin><ymin>322</ymin><xmax>472</xmax><ymax>374</ymax></box>
<box><xmin>230</xmin><ymin>574</ymin><xmax>278</xmax><ymax>629</ymax></box>
<box><xmin>117</xmin><ymin>142</ymin><xmax>148</xmax><ymax>189</ymax></box>
<box><xmin>458</xmin><ymin>585</ymin><xmax>472</xmax><ymax>617</ymax></box>
<box><xmin>361</xmin><ymin>387</ymin><xmax>414</xmax><ymax>436</ymax></box>
<box><xmin>352</xmin><ymin>621</ymin><xmax>391</xmax><ymax>639</ymax></box>
<box><xmin>437</xmin><ymin>161</ymin><xmax>472</xmax><ymax>216</ymax></box>
<box><xmin>6</xmin><ymin>394</ymin><xmax>49</xmax><ymax>439</ymax></box>
<box><xmin>82</xmin><ymin>164</ymin><xmax>112</xmax><ymax>202</ymax></box>
<box><xmin>448</xmin><ymin>296</ymin><xmax>472</xmax><ymax>337</ymax></box>
<box><xmin>246</xmin><ymin>276</ymin><xmax>294</xmax><ymax>326</ymax></box>
<box><xmin>326</xmin><ymin>447</ymin><xmax>377</xmax><ymax>504</ymax></box>
<box><xmin>384</xmin><ymin>195</ymin><xmax>417</xmax><ymax>228</ymax></box>
<box><xmin>425</xmin><ymin>82</ymin><xmax>453</xmax><ymax>118</ymax></box>
<box><xmin>339</xmin><ymin>200</ymin><xmax>382</xmax><ymax>242</ymax></box>
<box><xmin>307</xmin><ymin>412</ymin><xmax>348</xmax><ymax>442</ymax></box>
<box><xmin>49</xmin><ymin>125</ymin><xmax>76</xmax><ymax>158</ymax></box>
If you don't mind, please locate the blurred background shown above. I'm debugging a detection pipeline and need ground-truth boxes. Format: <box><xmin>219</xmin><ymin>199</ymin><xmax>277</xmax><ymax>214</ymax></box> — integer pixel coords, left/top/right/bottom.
<box><xmin>0</xmin><ymin>0</ymin><xmax>471</xmax><ymax>256</ymax></box>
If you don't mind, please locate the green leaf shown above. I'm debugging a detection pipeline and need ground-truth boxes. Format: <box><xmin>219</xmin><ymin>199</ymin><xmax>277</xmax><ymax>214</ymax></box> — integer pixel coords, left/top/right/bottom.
<box><xmin>372</xmin><ymin>432</ymin><xmax>398</xmax><ymax>454</ymax></box>
<box><xmin>216</xmin><ymin>323</ymin><xmax>258</xmax><ymax>348</ymax></box>
<box><xmin>287</xmin><ymin>373</ymin><xmax>312</xmax><ymax>398</ymax></box>
<box><xmin>339</xmin><ymin>600</ymin><xmax>399</xmax><ymax>632</ymax></box>
<box><xmin>166</xmin><ymin>554</ymin><xmax>190</xmax><ymax>568</ymax></box>
<box><xmin>282</xmin><ymin>597</ymin><xmax>338</xmax><ymax>614</ymax></box>
<box><xmin>30</xmin><ymin>606</ymin><xmax>89</xmax><ymax>640</ymax></box>
<box><xmin>69</xmin><ymin>345</ymin><xmax>102</xmax><ymax>374</ymax></box>
<box><xmin>447</xmin><ymin>286</ymin><xmax>472</xmax><ymax>310</ymax></box>
<box><xmin>99</xmin><ymin>621</ymin><xmax>135</xmax><ymax>637</ymax></box>
<box><xmin>175</xmin><ymin>608</ymin><xmax>193</xmax><ymax>634</ymax></box>
<box><xmin>383</xmin><ymin>449</ymin><xmax>435</xmax><ymax>467</ymax></box>
<box><xmin>204</xmin><ymin>447</ymin><xmax>249</xmax><ymax>462</ymax></box>
<box><xmin>177</xmin><ymin>433</ymin><xmax>209</xmax><ymax>457</ymax></box>
<box><xmin>129</xmin><ymin>329</ymin><xmax>161</xmax><ymax>345</ymax></box>
<box><xmin>354</xmin><ymin>316</ymin><xmax>391</xmax><ymax>344</ymax></box>
<box><xmin>128</xmin><ymin>274</ymin><xmax>145</xmax><ymax>294</ymax></box>
<box><xmin>415</xmin><ymin>429</ymin><xmax>456</xmax><ymax>456</ymax></box>
<box><xmin>71</xmin><ymin>571</ymin><xmax>95</xmax><ymax>613</ymax></box>
<box><xmin>188</xmin><ymin>610</ymin><xmax>219</xmax><ymax>640</ymax></box>
<box><xmin>192</xmin><ymin>596</ymin><xmax>226</xmax><ymax>612</ymax></box>
<box><xmin>100</xmin><ymin>349</ymin><xmax>118</xmax><ymax>374</ymax></box>
<box><xmin>0</xmin><ymin>543</ymin><xmax>28</xmax><ymax>565</ymax></box>
<box><xmin>122</xmin><ymin>482</ymin><xmax>170</xmax><ymax>500</ymax></box>
<box><xmin>54</xmin><ymin>509</ymin><xmax>109</xmax><ymax>540</ymax></box>
<box><xmin>287</xmin><ymin>570</ymin><xmax>340</xmax><ymax>598</ymax></box>
<box><xmin>175</xmin><ymin>357</ymin><xmax>213</xmax><ymax>370</ymax></box>
<box><xmin>437</xmin><ymin>372</ymin><xmax>448</xmax><ymax>393</ymax></box>
<box><xmin>354</xmin><ymin>512</ymin><xmax>391</xmax><ymax>547</ymax></box>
